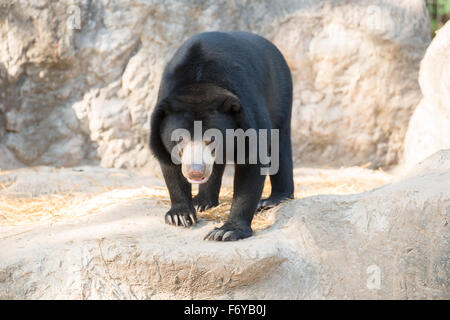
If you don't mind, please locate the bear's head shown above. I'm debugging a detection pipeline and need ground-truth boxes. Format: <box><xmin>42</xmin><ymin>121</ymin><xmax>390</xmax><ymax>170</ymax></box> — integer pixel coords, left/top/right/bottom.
<box><xmin>150</xmin><ymin>84</ymin><xmax>246</xmax><ymax>184</ymax></box>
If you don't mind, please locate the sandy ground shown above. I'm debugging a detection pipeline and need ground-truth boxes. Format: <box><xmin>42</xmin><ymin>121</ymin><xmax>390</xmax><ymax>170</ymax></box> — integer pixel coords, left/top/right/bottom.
<box><xmin>0</xmin><ymin>165</ymin><xmax>392</xmax><ymax>230</ymax></box>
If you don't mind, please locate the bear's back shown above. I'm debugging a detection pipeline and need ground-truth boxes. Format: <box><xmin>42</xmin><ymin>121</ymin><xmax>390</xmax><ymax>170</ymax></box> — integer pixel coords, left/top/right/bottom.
<box><xmin>158</xmin><ymin>31</ymin><xmax>292</xmax><ymax>129</ymax></box>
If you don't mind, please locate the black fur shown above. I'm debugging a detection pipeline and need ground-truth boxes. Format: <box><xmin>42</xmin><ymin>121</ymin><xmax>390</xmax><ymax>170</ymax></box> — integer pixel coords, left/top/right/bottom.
<box><xmin>150</xmin><ymin>31</ymin><xmax>294</xmax><ymax>241</ymax></box>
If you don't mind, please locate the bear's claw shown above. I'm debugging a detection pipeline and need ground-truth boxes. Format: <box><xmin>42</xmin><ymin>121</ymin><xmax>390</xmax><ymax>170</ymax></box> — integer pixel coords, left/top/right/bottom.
<box><xmin>204</xmin><ymin>221</ymin><xmax>252</xmax><ymax>241</ymax></box>
<box><xmin>257</xmin><ymin>194</ymin><xmax>293</xmax><ymax>212</ymax></box>
<box><xmin>165</xmin><ymin>207</ymin><xmax>197</xmax><ymax>227</ymax></box>
<box><xmin>193</xmin><ymin>196</ymin><xmax>219</xmax><ymax>212</ymax></box>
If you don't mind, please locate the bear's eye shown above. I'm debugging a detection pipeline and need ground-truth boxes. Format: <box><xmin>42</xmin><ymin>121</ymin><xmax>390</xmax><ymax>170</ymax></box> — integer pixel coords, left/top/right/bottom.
<box><xmin>204</xmin><ymin>136</ymin><xmax>215</xmax><ymax>145</ymax></box>
<box><xmin>178</xmin><ymin>136</ymin><xmax>184</xmax><ymax>144</ymax></box>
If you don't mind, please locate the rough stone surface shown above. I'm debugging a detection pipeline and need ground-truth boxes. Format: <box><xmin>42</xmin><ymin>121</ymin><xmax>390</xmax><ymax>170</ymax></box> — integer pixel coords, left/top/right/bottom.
<box><xmin>0</xmin><ymin>150</ymin><xmax>448</xmax><ymax>299</ymax></box>
<box><xmin>0</xmin><ymin>0</ymin><xmax>430</xmax><ymax>170</ymax></box>
<box><xmin>402</xmin><ymin>21</ymin><xmax>450</xmax><ymax>171</ymax></box>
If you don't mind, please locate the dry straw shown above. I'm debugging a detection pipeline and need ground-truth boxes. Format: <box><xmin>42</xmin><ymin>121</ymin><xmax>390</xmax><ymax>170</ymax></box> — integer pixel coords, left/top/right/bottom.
<box><xmin>0</xmin><ymin>167</ymin><xmax>392</xmax><ymax>229</ymax></box>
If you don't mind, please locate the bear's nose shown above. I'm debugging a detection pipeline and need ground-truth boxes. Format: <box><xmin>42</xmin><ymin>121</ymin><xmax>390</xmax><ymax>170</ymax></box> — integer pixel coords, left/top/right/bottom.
<box><xmin>188</xmin><ymin>164</ymin><xmax>205</xmax><ymax>178</ymax></box>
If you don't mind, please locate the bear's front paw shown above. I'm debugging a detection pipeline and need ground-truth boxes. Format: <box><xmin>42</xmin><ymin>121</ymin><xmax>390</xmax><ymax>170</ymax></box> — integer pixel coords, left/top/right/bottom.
<box><xmin>204</xmin><ymin>221</ymin><xmax>252</xmax><ymax>241</ymax></box>
<box><xmin>193</xmin><ymin>195</ymin><xmax>219</xmax><ymax>212</ymax></box>
<box><xmin>165</xmin><ymin>205</ymin><xmax>197</xmax><ymax>227</ymax></box>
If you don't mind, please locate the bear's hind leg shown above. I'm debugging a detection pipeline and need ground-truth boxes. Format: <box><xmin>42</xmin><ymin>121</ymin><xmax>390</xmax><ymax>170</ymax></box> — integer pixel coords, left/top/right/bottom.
<box><xmin>258</xmin><ymin>132</ymin><xmax>294</xmax><ymax>211</ymax></box>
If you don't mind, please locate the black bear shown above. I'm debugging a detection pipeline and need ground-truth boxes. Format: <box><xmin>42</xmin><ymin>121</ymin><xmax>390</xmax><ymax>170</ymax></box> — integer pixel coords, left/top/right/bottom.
<box><xmin>150</xmin><ymin>31</ymin><xmax>294</xmax><ymax>241</ymax></box>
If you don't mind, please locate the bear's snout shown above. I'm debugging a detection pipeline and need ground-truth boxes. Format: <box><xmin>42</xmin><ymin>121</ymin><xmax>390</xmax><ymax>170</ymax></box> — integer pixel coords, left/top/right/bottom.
<box><xmin>188</xmin><ymin>164</ymin><xmax>206</xmax><ymax>180</ymax></box>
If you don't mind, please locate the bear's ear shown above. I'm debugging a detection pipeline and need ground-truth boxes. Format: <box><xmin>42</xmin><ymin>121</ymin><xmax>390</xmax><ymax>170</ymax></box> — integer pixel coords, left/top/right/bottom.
<box><xmin>150</xmin><ymin>101</ymin><xmax>168</xmax><ymax>134</ymax></box>
<box><xmin>153</xmin><ymin>100</ymin><xmax>169</xmax><ymax>117</ymax></box>
<box><xmin>223</xmin><ymin>95</ymin><xmax>240</xmax><ymax>113</ymax></box>
<box><xmin>149</xmin><ymin>101</ymin><xmax>172</xmax><ymax>162</ymax></box>
<box><xmin>222</xmin><ymin>95</ymin><xmax>251</xmax><ymax>130</ymax></box>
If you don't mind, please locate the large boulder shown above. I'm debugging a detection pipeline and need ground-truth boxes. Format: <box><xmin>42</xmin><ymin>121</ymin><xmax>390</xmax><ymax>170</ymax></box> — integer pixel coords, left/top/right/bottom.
<box><xmin>402</xmin><ymin>21</ymin><xmax>450</xmax><ymax>171</ymax></box>
<box><xmin>0</xmin><ymin>150</ymin><xmax>448</xmax><ymax>299</ymax></box>
<box><xmin>0</xmin><ymin>0</ymin><xmax>430</xmax><ymax>170</ymax></box>
<box><xmin>0</xmin><ymin>63</ymin><xmax>22</xmax><ymax>170</ymax></box>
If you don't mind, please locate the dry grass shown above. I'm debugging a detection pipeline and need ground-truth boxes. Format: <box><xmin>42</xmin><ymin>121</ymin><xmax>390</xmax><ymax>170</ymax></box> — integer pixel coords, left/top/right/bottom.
<box><xmin>0</xmin><ymin>187</ymin><xmax>169</xmax><ymax>227</ymax></box>
<box><xmin>0</xmin><ymin>167</ymin><xmax>392</xmax><ymax>229</ymax></box>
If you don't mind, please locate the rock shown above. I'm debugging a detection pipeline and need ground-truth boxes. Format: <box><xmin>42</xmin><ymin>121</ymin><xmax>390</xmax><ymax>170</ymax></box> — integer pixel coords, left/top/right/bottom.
<box><xmin>0</xmin><ymin>0</ymin><xmax>430</xmax><ymax>170</ymax></box>
<box><xmin>402</xmin><ymin>22</ymin><xmax>450</xmax><ymax>171</ymax></box>
<box><xmin>0</xmin><ymin>150</ymin><xmax>448</xmax><ymax>299</ymax></box>
<box><xmin>404</xmin><ymin>148</ymin><xmax>450</xmax><ymax>177</ymax></box>
<box><xmin>280</xmin><ymin>0</ymin><xmax>430</xmax><ymax>168</ymax></box>
<box><xmin>0</xmin><ymin>144</ymin><xmax>22</xmax><ymax>170</ymax></box>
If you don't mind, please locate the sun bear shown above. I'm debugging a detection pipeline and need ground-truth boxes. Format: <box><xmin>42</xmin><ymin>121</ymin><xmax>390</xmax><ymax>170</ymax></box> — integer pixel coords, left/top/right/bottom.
<box><xmin>150</xmin><ymin>31</ymin><xmax>294</xmax><ymax>241</ymax></box>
